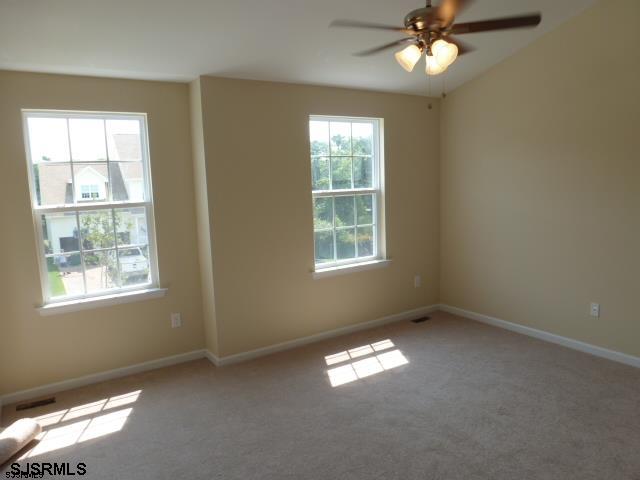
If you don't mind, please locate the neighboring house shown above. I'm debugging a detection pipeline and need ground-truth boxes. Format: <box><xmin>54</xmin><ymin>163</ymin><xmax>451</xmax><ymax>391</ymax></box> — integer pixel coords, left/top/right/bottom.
<box><xmin>38</xmin><ymin>134</ymin><xmax>147</xmax><ymax>254</ymax></box>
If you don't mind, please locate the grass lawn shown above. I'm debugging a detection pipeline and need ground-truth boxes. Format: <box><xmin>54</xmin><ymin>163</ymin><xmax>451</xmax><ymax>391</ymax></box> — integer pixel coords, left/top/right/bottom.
<box><xmin>47</xmin><ymin>258</ymin><xmax>67</xmax><ymax>297</ymax></box>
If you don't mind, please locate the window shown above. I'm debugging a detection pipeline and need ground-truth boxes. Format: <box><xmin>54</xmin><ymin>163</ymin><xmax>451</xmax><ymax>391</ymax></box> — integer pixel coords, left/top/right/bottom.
<box><xmin>81</xmin><ymin>185</ymin><xmax>100</xmax><ymax>200</ymax></box>
<box><xmin>23</xmin><ymin>111</ymin><xmax>159</xmax><ymax>304</ymax></box>
<box><xmin>309</xmin><ymin>116</ymin><xmax>385</xmax><ymax>270</ymax></box>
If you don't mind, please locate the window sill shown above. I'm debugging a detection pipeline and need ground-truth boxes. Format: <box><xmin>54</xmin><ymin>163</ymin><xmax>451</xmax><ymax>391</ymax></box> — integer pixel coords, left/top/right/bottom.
<box><xmin>37</xmin><ymin>287</ymin><xmax>168</xmax><ymax>316</ymax></box>
<box><xmin>312</xmin><ymin>259</ymin><xmax>391</xmax><ymax>279</ymax></box>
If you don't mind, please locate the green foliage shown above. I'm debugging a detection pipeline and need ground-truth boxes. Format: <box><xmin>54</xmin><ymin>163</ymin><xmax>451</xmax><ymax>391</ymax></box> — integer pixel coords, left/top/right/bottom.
<box><xmin>311</xmin><ymin>134</ymin><xmax>373</xmax><ymax>191</ymax></box>
<box><xmin>334</xmin><ymin>196</ymin><xmax>354</xmax><ymax>227</ymax></box>
<box><xmin>46</xmin><ymin>257</ymin><xmax>66</xmax><ymax>297</ymax></box>
<box><xmin>356</xmin><ymin>195</ymin><xmax>373</xmax><ymax>225</ymax></box>
<box><xmin>313</xmin><ymin>198</ymin><xmax>333</xmax><ymax>230</ymax></box>
<box><xmin>80</xmin><ymin>211</ymin><xmax>133</xmax><ymax>288</ymax></box>
<box><xmin>311</xmin><ymin>157</ymin><xmax>330</xmax><ymax>190</ymax></box>
<box><xmin>314</xmin><ymin>231</ymin><xmax>333</xmax><ymax>262</ymax></box>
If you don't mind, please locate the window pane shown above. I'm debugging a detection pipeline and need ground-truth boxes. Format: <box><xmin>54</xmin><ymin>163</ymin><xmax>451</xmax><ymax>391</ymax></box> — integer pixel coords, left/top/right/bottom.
<box><xmin>352</xmin><ymin>123</ymin><xmax>373</xmax><ymax>155</ymax></box>
<box><xmin>46</xmin><ymin>254</ymin><xmax>84</xmax><ymax>298</ymax></box>
<box><xmin>84</xmin><ymin>250</ymin><xmax>119</xmax><ymax>293</ymax></box>
<box><xmin>335</xmin><ymin>196</ymin><xmax>355</xmax><ymax>227</ymax></box>
<box><xmin>119</xmin><ymin>246</ymin><xmax>150</xmax><ymax>286</ymax></box>
<box><xmin>73</xmin><ymin>163</ymin><xmax>109</xmax><ymax>203</ymax></box>
<box><xmin>330</xmin><ymin>122</ymin><xmax>351</xmax><ymax>155</ymax></box>
<box><xmin>79</xmin><ymin>210</ymin><xmax>115</xmax><ymax>250</ymax></box>
<box><xmin>69</xmin><ymin>118</ymin><xmax>107</xmax><ymax>162</ymax></box>
<box><xmin>353</xmin><ymin>156</ymin><xmax>372</xmax><ymax>188</ymax></box>
<box><xmin>41</xmin><ymin>212</ymin><xmax>79</xmax><ymax>254</ymax></box>
<box><xmin>106</xmin><ymin>119</ymin><xmax>142</xmax><ymax>161</ymax></box>
<box><xmin>331</xmin><ymin>157</ymin><xmax>352</xmax><ymax>190</ymax></box>
<box><xmin>336</xmin><ymin>228</ymin><xmax>356</xmax><ymax>259</ymax></box>
<box><xmin>314</xmin><ymin>231</ymin><xmax>334</xmax><ymax>264</ymax></box>
<box><xmin>34</xmin><ymin>163</ymin><xmax>73</xmax><ymax>206</ymax></box>
<box><xmin>309</xmin><ymin>121</ymin><xmax>329</xmax><ymax>156</ymax></box>
<box><xmin>356</xmin><ymin>194</ymin><xmax>374</xmax><ymax>225</ymax></box>
<box><xmin>311</xmin><ymin>157</ymin><xmax>330</xmax><ymax>191</ymax></box>
<box><xmin>114</xmin><ymin>207</ymin><xmax>149</xmax><ymax>246</ymax></box>
<box><xmin>27</xmin><ymin>117</ymin><xmax>70</xmax><ymax>163</ymax></box>
<box><xmin>357</xmin><ymin>226</ymin><xmax>374</xmax><ymax>257</ymax></box>
<box><xmin>313</xmin><ymin>197</ymin><xmax>333</xmax><ymax>231</ymax></box>
<box><xmin>111</xmin><ymin>162</ymin><xmax>145</xmax><ymax>202</ymax></box>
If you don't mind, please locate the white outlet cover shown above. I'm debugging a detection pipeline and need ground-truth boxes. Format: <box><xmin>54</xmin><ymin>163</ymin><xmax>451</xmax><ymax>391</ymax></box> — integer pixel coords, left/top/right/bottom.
<box><xmin>590</xmin><ymin>303</ymin><xmax>600</xmax><ymax>317</ymax></box>
<box><xmin>171</xmin><ymin>313</ymin><xmax>182</xmax><ymax>328</ymax></box>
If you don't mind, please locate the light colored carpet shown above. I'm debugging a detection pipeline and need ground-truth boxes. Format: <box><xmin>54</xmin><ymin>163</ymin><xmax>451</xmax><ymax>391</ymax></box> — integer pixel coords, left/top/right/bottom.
<box><xmin>2</xmin><ymin>311</ymin><xmax>640</xmax><ymax>479</ymax></box>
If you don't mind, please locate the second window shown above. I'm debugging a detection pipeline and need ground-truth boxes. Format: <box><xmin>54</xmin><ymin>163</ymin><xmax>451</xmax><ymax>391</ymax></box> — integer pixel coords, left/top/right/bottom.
<box><xmin>309</xmin><ymin>116</ymin><xmax>384</xmax><ymax>269</ymax></box>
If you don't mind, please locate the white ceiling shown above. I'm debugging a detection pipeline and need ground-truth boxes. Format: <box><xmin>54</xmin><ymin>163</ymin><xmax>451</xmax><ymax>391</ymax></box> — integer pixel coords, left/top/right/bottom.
<box><xmin>0</xmin><ymin>0</ymin><xmax>595</xmax><ymax>96</ymax></box>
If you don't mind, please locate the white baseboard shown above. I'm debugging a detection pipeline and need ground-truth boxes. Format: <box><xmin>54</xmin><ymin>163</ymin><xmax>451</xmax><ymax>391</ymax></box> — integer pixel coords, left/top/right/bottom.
<box><xmin>206</xmin><ymin>304</ymin><xmax>439</xmax><ymax>367</ymax></box>
<box><xmin>2</xmin><ymin>305</ymin><xmax>438</xmax><ymax>406</ymax></box>
<box><xmin>1</xmin><ymin>349</ymin><xmax>207</xmax><ymax>407</ymax></box>
<box><xmin>203</xmin><ymin>349</ymin><xmax>220</xmax><ymax>367</ymax></box>
<box><xmin>439</xmin><ymin>304</ymin><xmax>640</xmax><ymax>369</ymax></box>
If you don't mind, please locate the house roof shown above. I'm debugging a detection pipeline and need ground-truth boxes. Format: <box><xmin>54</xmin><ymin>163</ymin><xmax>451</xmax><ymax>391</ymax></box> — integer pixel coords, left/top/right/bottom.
<box><xmin>111</xmin><ymin>134</ymin><xmax>142</xmax><ymax>162</ymax></box>
<box><xmin>37</xmin><ymin>162</ymin><xmax>143</xmax><ymax>205</ymax></box>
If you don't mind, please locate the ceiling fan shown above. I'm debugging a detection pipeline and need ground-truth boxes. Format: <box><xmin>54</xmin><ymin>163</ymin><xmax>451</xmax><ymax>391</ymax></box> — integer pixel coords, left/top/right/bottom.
<box><xmin>330</xmin><ymin>0</ymin><xmax>541</xmax><ymax>76</ymax></box>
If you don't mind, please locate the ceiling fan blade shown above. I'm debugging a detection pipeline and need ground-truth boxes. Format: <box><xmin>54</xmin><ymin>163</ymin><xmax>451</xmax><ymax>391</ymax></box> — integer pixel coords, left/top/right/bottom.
<box><xmin>330</xmin><ymin>19</ymin><xmax>412</xmax><ymax>34</ymax></box>
<box><xmin>436</xmin><ymin>0</ymin><xmax>476</xmax><ymax>27</ymax></box>
<box><xmin>445</xmin><ymin>36</ymin><xmax>475</xmax><ymax>55</ymax></box>
<box><xmin>353</xmin><ymin>38</ymin><xmax>414</xmax><ymax>57</ymax></box>
<box><xmin>449</xmin><ymin>13</ymin><xmax>541</xmax><ymax>35</ymax></box>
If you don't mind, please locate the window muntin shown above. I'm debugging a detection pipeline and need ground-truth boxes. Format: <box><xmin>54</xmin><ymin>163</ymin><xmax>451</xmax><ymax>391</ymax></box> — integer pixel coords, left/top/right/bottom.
<box><xmin>23</xmin><ymin>111</ymin><xmax>159</xmax><ymax>304</ymax></box>
<box><xmin>309</xmin><ymin>116</ymin><xmax>384</xmax><ymax>269</ymax></box>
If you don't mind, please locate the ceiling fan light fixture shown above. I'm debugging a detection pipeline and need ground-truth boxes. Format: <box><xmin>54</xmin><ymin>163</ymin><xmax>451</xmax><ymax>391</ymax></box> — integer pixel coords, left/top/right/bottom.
<box><xmin>431</xmin><ymin>39</ymin><xmax>458</xmax><ymax>68</ymax></box>
<box><xmin>425</xmin><ymin>54</ymin><xmax>447</xmax><ymax>76</ymax></box>
<box><xmin>394</xmin><ymin>44</ymin><xmax>422</xmax><ymax>72</ymax></box>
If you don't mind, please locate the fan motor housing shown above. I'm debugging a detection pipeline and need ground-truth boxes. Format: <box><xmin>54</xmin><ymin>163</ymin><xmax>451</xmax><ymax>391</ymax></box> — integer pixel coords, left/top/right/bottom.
<box><xmin>404</xmin><ymin>7</ymin><xmax>436</xmax><ymax>31</ymax></box>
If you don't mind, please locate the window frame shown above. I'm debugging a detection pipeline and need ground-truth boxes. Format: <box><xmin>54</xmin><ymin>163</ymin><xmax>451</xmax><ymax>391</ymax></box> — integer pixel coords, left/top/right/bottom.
<box><xmin>79</xmin><ymin>183</ymin><xmax>103</xmax><ymax>201</ymax></box>
<box><xmin>22</xmin><ymin>110</ymin><xmax>161</xmax><ymax>305</ymax></box>
<box><xmin>309</xmin><ymin>115</ymin><xmax>386</xmax><ymax>271</ymax></box>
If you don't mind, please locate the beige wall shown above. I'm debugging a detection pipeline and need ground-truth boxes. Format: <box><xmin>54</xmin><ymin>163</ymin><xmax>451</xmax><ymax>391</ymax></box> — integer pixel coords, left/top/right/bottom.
<box><xmin>189</xmin><ymin>78</ymin><xmax>219</xmax><ymax>356</ymax></box>
<box><xmin>198</xmin><ymin>77</ymin><xmax>440</xmax><ymax>357</ymax></box>
<box><xmin>9</xmin><ymin>0</ymin><xmax>636</xmax><ymax>396</ymax></box>
<box><xmin>440</xmin><ymin>0</ymin><xmax>640</xmax><ymax>356</ymax></box>
<box><xmin>0</xmin><ymin>71</ymin><xmax>205</xmax><ymax>395</ymax></box>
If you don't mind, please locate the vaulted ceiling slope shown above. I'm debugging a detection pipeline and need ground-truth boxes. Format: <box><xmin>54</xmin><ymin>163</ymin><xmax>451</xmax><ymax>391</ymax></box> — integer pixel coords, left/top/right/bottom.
<box><xmin>0</xmin><ymin>0</ymin><xmax>595</xmax><ymax>96</ymax></box>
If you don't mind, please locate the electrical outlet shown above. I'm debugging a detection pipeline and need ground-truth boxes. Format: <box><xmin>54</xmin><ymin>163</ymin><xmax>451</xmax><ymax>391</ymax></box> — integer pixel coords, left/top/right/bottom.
<box><xmin>414</xmin><ymin>275</ymin><xmax>422</xmax><ymax>288</ymax></box>
<box><xmin>171</xmin><ymin>313</ymin><xmax>182</xmax><ymax>328</ymax></box>
<box><xmin>590</xmin><ymin>303</ymin><xmax>600</xmax><ymax>318</ymax></box>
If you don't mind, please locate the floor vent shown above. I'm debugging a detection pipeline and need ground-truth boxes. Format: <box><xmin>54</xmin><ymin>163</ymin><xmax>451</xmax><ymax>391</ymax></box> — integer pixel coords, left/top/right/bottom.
<box><xmin>16</xmin><ymin>397</ymin><xmax>56</xmax><ymax>411</ymax></box>
<box><xmin>411</xmin><ymin>316</ymin><xmax>431</xmax><ymax>324</ymax></box>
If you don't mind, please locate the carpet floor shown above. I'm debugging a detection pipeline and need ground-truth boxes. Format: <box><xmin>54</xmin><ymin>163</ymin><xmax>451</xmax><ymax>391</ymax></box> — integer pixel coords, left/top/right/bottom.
<box><xmin>2</xmin><ymin>311</ymin><xmax>640</xmax><ymax>479</ymax></box>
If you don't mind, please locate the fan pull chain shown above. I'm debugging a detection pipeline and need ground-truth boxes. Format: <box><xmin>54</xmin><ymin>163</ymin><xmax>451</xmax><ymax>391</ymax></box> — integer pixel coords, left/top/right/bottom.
<box><xmin>442</xmin><ymin>71</ymin><xmax>447</xmax><ymax>99</ymax></box>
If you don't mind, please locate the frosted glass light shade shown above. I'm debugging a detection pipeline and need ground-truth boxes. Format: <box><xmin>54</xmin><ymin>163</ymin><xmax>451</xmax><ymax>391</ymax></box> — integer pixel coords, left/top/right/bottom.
<box><xmin>432</xmin><ymin>39</ymin><xmax>458</xmax><ymax>68</ymax></box>
<box><xmin>425</xmin><ymin>54</ymin><xmax>447</xmax><ymax>75</ymax></box>
<box><xmin>394</xmin><ymin>44</ymin><xmax>422</xmax><ymax>72</ymax></box>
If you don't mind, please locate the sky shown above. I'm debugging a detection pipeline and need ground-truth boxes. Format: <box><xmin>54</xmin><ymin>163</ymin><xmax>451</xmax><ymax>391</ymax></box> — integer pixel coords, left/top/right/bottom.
<box><xmin>27</xmin><ymin>116</ymin><xmax>141</xmax><ymax>164</ymax></box>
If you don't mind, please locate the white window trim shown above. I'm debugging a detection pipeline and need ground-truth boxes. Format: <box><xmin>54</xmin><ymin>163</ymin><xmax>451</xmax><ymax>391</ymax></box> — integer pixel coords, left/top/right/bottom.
<box><xmin>37</xmin><ymin>287</ymin><xmax>167</xmax><ymax>316</ymax></box>
<box><xmin>313</xmin><ymin>259</ymin><xmax>391</xmax><ymax>280</ymax></box>
<box><xmin>22</xmin><ymin>110</ymin><xmax>161</xmax><ymax>308</ymax></box>
<box><xmin>309</xmin><ymin>115</ymin><xmax>387</xmax><ymax>274</ymax></box>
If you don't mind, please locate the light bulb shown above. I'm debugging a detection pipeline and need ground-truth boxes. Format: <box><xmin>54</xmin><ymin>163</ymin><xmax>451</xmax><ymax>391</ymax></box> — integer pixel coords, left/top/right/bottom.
<box><xmin>425</xmin><ymin>54</ymin><xmax>447</xmax><ymax>75</ymax></box>
<box><xmin>394</xmin><ymin>44</ymin><xmax>422</xmax><ymax>72</ymax></box>
<box><xmin>431</xmin><ymin>39</ymin><xmax>458</xmax><ymax>68</ymax></box>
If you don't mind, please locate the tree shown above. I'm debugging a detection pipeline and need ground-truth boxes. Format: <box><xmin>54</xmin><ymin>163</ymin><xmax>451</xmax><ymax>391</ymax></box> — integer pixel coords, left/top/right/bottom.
<box><xmin>311</xmin><ymin>134</ymin><xmax>373</xmax><ymax>190</ymax></box>
<box><xmin>80</xmin><ymin>211</ymin><xmax>132</xmax><ymax>288</ymax></box>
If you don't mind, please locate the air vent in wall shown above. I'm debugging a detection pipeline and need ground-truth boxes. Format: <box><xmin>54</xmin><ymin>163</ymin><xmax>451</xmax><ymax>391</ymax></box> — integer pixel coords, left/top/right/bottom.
<box><xmin>411</xmin><ymin>316</ymin><xmax>431</xmax><ymax>324</ymax></box>
<box><xmin>16</xmin><ymin>397</ymin><xmax>56</xmax><ymax>411</ymax></box>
